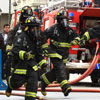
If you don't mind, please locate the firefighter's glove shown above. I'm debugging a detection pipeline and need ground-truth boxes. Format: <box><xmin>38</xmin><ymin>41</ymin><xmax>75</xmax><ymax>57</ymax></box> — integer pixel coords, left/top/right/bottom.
<box><xmin>78</xmin><ymin>36</ymin><xmax>86</xmax><ymax>47</ymax></box>
<box><xmin>25</xmin><ymin>51</ymin><xmax>34</xmax><ymax>60</ymax></box>
<box><xmin>71</xmin><ymin>39</ymin><xmax>79</xmax><ymax>46</ymax></box>
<box><xmin>43</xmin><ymin>49</ymin><xmax>48</xmax><ymax>56</ymax></box>
<box><xmin>7</xmin><ymin>51</ymin><xmax>13</xmax><ymax>58</ymax></box>
<box><xmin>38</xmin><ymin>59</ymin><xmax>47</xmax><ymax>69</ymax></box>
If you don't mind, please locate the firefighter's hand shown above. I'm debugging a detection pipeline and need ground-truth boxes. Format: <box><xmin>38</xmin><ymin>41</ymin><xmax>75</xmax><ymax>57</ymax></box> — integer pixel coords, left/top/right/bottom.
<box><xmin>43</xmin><ymin>49</ymin><xmax>48</xmax><ymax>56</ymax></box>
<box><xmin>78</xmin><ymin>40</ymin><xmax>85</xmax><ymax>47</ymax></box>
<box><xmin>25</xmin><ymin>51</ymin><xmax>33</xmax><ymax>60</ymax></box>
<box><xmin>7</xmin><ymin>51</ymin><xmax>13</xmax><ymax>58</ymax></box>
<box><xmin>71</xmin><ymin>39</ymin><xmax>78</xmax><ymax>45</ymax></box>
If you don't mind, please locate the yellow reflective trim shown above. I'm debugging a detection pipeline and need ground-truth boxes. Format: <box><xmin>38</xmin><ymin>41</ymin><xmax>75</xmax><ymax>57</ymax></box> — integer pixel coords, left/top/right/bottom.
<box><xmin>28</xmin><ymin>19</ymin><xmax>31</xmax><ymax>23</ymax></box>
<box><xmin>42</xmin><ymin>43</ymin><xmax>48</xmax><ymax>49</ymax></box>
<box><xmin>75</xmin><ymin>37</ymin><xmax>81</xmax><ymax>41</ymax></box>
<box><xmin>60</xmin><ymin>80</ymin><xmax>69</xmax><ymax>87</ymax></box>
<box><xmin>63</xmin><ymin>58</ymin><xmax>68</xmax><ymax>63</ymax></box>
<box><xmin>48</xmin><ymin>53</ymin><xmax>62</xmax><ymax>59</ymax></box>
<box><xmin>42</xmin><ymin>73</ymin><xmax>51</xmax><ymax>85</ymax></box>
<box><xmin>6</xmin><ymin>45</ymin><xmax>12</xmax><ymax>51</ymax></box>
<box><xmin>19</xmin><ymin>50</ymin><xmax>26</xmax><ymax>60</ymax></box>
<box><xmin>38</xmin><ymin>59</ymin><xmax>46</xmax><ymax>67</ymax></box>
<box><xmin>52</xmin><ymin>40</ymin><xmax>71</xmax><ymax>48</ymax></box>
<box><xmin>7</xmin><ymin>51</ymin><xmax>12</xmax><ymax>56</ymax></box>
<box><xmin>14</xmin><ymin>69</ymin><xmax>27</xmax><ymax>75</ymax></box>
<box><xmin>57</xmin><ymin>13</ymin><xmax>60</xmax><ymax>15</ymax></box>
<box><xmin>25</xmin><ymin>20</ymin><xmax>27</xmax><ymax>23</ymax></box>
<box><xmin>11</xmin><ymin>68</ymin><xmax>14</xmax><ymax>73</ymax></box>
<box><xmin>32</xmin><ymin>65</ymin><xmax>38</xmax><ymax>71</ymax></box>
<box><xmin>8</xmin><ymin>76</ymin><xmax>13</xmax><ymax>89</ymax></box>
<box><xmin>21</xmin><ymin>10</ymin><xmax>24</xmax><ymax>12</ymax></box>
<box><xmin>84</xmin><ymin>32</ymin><xmax>90</xmax><ymax>40</ymax></box>
<box><xmin>59</xmin><ymin>43</ymin><xmax>71</xmax><ymax>48</ymax></box>
<box><xmin>26</xmin><ymin>91</ymin><xmax>36</xmax><ymax>98</ymax></box>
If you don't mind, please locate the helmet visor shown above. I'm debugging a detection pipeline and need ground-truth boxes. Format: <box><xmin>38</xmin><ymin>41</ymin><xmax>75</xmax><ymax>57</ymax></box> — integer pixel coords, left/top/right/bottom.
<box><xmin>26</xmin><ymin>8</ymin><xmax>33</xmax><ymax>16</ymax></box>
<box><xmin>61</xmin><ymin>19</ymin><xmax>68</xmax><ymax>27</ymax></box>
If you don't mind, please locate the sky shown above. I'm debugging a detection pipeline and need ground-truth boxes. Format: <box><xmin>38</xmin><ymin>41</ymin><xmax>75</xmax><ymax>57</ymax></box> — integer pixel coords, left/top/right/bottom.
<box><xmin>0</xmin><ymin>0</ymin><xmax>9</xmax><ymax>13</ymax></box>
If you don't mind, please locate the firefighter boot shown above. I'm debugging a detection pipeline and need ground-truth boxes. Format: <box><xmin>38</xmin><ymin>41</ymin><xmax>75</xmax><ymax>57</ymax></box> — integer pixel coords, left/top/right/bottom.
<box><xmin>63</xmin><ymin>84</ymin><xmax>72</xmax><ymax>96</ymax></box>
<box><xmin>40</xmin><ymin>79</ymin><xmax>48</xmax><ymax>96</ymax></box>
<box><xmin>5</xmin><ymin>87</ymin><xmax>12</xmax><ymax>97</ymax></box>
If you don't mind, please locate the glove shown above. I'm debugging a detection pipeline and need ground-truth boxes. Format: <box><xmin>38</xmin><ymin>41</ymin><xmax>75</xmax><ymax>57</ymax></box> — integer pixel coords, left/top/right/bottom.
<box><xmin>71</xmin><ymin>39</ymin><xmax>79</xmax><ymax>45</ymax></box>
<box><xmin>78</xmin><ymin>36</ymin><xmax>87</xmax><ymax>47</ymax></box>
<box><xmin>43</xmin><ymin>49</ymin><xmax>48</xmax><ymax>56</ymax></box>
<box><xmin>25</xmin><ymin>51</ymin><xmax>34</xmax><ymax>60</ymax></box>
<box><xmin>71</xmin><ymin>37</ymin><xmax>81</xmax><ymax>46</ymax></box>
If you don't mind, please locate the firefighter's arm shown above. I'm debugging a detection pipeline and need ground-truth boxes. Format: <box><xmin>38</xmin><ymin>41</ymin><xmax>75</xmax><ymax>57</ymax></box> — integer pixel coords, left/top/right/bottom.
<box><xmin>6</xmin><ymin>45</ymin><xmax>13</xmax><ymax>58</ymax></box>
<box><xmin>71</xmin><ymin>31</ymin><xmax>90</xmax><ymax>46</ymax></box>
<box><xmin>71</xmin><ymin>37</ymin><xmax>81</xmax><ymax>45</ymax></box>
<box><xmin>41</xmin><ymin>31</ymin><xmax>49</xmax><ymax>56</ymax></box>
<box><xmin>19</xmin><ymin>50</ymin><xmax>34</xmax><ymax>60</ymax></box>
<box><xmin>35</xmin><ymin>47</ymin><xmax>48</xmax><ymax>69</ymax></box>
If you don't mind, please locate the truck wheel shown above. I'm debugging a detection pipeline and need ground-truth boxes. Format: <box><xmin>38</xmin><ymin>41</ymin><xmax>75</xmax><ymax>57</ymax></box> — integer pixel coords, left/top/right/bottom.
<box><xmin>90</xmin><ymin>71</ymin><xmax>100</xmax><ymax>83</ymax></box>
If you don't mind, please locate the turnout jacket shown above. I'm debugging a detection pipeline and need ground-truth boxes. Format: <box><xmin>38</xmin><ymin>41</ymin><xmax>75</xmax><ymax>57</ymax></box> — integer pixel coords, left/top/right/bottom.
<box><xmin>11</xmin><ymin>31</ymin><xmax>46</xmax><ymax>74</ymax></box>
<box><xmin>42</xmin><ymin>24</ymin><xmax>77</xmax><ymax>63</ymax></box>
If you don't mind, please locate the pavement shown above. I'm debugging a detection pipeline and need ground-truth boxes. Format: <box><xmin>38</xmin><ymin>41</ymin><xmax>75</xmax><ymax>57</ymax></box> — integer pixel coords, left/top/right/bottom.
<box><xmin>0</xmin><ymin>74</ymin><xmax>100</xmax><ymax>100</ymax></box>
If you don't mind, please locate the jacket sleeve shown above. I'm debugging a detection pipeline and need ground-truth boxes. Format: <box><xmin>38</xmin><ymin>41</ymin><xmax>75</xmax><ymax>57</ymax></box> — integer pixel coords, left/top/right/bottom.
<box><xmin>69</xmin><ymin>27</ymin><xmax>78</xmax><ymax>41</ymax></box>
<box><xmin>41</xmin><ymin>25</ymin><xmax>56</xmax><ymax>50</ymax></box>
<box><xmin>87</xmin><ymin>25</ymin><xmax>100</xmax><ymax>39</ymax></box>
<box><xmin>11</xmin><ymin>33</ymin><xmax>26</xmax><ymax>60</ymax></box>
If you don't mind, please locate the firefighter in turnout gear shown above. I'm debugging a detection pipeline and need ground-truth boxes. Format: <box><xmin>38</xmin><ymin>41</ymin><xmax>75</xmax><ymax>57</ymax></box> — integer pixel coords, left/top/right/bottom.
<box><xmin>40</xmin><ymin>9</ymin><xmax>76</xmax><ymax>96</ymax></box>
<box><xmin>6</xmin><ymin>16</ymin><xmax>47</xmax><ymax>100</ymax></box>
<box><xmin>5</xmin><ymin>6</ymin><xmax>33</xmax><ymax>79</ymax></box>
<box><xmin>71</xmin><ymin>24</ymin><xmax>100</xmax><ymax>47</ymax></box>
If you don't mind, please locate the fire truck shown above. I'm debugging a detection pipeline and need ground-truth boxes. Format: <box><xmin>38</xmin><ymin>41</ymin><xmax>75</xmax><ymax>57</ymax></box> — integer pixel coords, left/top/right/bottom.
<box><xmin>13</xmin><ymin>0</ymin><xmax>100</xmax><ymax>84</ymax></box>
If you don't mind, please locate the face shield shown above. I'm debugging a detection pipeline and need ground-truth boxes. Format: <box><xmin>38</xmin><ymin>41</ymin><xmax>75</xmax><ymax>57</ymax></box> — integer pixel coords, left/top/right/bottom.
<box><xmin>26</xmin><ymin>8</ymin><xmax>33</xmax><ymax>16</ymax></box>
<box><xmin>61</xmin><ymin>18</ymin><xmax>69</xmax><ymax>28</ymax></box>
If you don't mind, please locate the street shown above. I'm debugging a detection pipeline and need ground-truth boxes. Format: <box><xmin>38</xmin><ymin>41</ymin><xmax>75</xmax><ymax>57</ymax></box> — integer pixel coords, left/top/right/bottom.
<box><xmin>0</xmin><ymin>74</ymin><xmax>100</xmax><ymax>100</ymax></box>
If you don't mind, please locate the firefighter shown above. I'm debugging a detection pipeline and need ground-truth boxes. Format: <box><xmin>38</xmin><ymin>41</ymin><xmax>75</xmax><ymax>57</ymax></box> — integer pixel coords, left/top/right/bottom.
<box><xmin>5</xmin><ymin>6</ymin><xmax>33</xmax><ymax>79</ymax></box>
<box><xmin>71</xmin><ymin>24</ymin><xmax>100</xmax><ymax>58</ymax></box>
<box><xmin>71</xmin><ymin>24</ymin><xmax>100</xmax><ymax>47</ymax></box>
<box><xmin>40</xmin><ymin>9</ymin><xmax>77</xmax><ymax>96</ymax></box>
<box><xmin>5</xmin><ymin>16</ymin><xmax>47</xmax><ymax>100</ymax></box>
